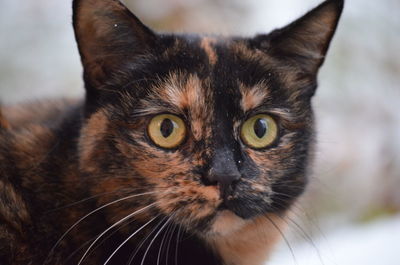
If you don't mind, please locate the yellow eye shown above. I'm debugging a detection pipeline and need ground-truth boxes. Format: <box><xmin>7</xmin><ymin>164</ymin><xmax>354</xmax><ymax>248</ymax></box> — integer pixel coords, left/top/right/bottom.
<box><xmin>240</xmin><ymin>114</ymin><xmax>278</xmax><ymax>149</ymax></box>
<box><xmin>148</xmin><ymin>114</ymin><xmax>186</xmax><ymax>149</ymax></box>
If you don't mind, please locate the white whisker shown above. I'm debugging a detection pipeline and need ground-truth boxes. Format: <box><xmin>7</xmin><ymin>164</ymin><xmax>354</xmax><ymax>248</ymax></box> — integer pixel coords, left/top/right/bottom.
<box><xmin>127</xmin><ymin>214</ymin><xmax>167</xmax><ymax>265</ymax></box>
<box><xmin>263</xmin><ymin>215</ymin><xmax>298</xmax><ymax>265</ymax></box>
<box><xmin>103</xmin><ymin>215</ymin><xmax>159</xmax><ymax>265</ymax></box>
<box><xmin>45</xmin><ymin>191</ymin><xmax>160</xmax><ymax>264</ymax></box>
<box><xmin>65</xmin><ymin>214</ymin><xmax>137</xmax><ymax>263</ymax></box>
<box><xmin>141</xmin><ymin>215</ymin><xmax>174</xmax><ymax>265</ymax></box>
<box><xmin>157</xmin><ymin>218</ymin><xmax>174</xmax><ymax>265</ymax></box>
<box><xmin>174</xmin><ymin>224</ymin><xmax>182</xmax><ymax>265</ymax></box>
<box><xmin>165</xmin><ymin>222</ymin><xmax>177</xmax><ymax>265</ymax></box>
<box><xmin>47</xmin><ymin>190</ymin><xmax>126</xmax><ymax>213</ymax></box>
<box><xmin>78</xmin><ymin>201</ymin><xmax>158</xmax><ymax>265</ymax></box>
<box><xmin>47</xmin><ymin>187</ymin><xmax>159</xmax><ymax>213</ymax></box>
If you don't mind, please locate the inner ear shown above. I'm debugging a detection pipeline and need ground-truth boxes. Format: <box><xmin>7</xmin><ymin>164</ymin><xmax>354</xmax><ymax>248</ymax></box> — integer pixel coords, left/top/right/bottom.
<box><xmin>73</xmin><ymin>0</ymin><xmax>157</xmax><ymax>90</ymax></box>
<box><xmin>252</xmin><ymin>0</ymin><xmax>344</xmax><ymax>74</ymax></box>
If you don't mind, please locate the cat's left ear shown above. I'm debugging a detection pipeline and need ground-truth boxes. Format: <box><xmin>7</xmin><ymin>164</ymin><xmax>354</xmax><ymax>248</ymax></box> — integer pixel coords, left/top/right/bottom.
<box><xmin>73</xmin><ymin>0</ymin><xmax>157</xmax><ymax>95</ymax></box>
<box><xmin>252</xmin><ymin>0</ymin><xmax>344</xmax><ymax>75</ymax></box>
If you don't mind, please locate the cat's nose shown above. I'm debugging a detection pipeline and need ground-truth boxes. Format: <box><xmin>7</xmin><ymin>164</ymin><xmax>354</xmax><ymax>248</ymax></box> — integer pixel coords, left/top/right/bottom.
<box><xmin>207</xmin><ymin>167</ymin><xmax>241</xmax><ymax>190</ymax></box>
<box><xmin>204</xmin><ymin>148</ymin><xmax>241</xmax><ymax>192</ymax></box>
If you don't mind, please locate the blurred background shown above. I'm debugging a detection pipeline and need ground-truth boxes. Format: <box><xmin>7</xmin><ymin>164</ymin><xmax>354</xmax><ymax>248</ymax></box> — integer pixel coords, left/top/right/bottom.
<box><xmin>1</xmin><ymin>0</ymin><xmax>399</xmax><ymax>264</ymax></box>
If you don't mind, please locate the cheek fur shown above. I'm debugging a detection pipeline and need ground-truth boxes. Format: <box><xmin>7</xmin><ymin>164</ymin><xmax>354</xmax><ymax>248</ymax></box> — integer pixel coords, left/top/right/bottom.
<box><xmin>78</xmin><ymin>110</ymin><xmax>110</xmax><ymax>173</ymax></box>
<box><xmin>115</xmin><ymin>135</ymin><xmax>222</xmax><ymax>230</ymax></box>
<box><xmin>243</xmin><ymin>131</ymin><xmax>298</xmax><ymax>179</ymax></box>
<box><xmin>154</xmin><ymin>178</ymin><xmax>220</xmax><ymax>228</ymax></box>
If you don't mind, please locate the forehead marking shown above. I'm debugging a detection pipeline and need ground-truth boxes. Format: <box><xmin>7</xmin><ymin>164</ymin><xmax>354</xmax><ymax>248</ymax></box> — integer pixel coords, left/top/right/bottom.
<box><xmin>162</xmin><ymin>74</ymin><xmax>212</xmax><ymax>140</ymax></box>
<box><xmin>239</xmin><ymin>82</ymin><xmax>269</xmax><ymax>112</ymax></box>
<box><xmin>200</xmin><ymin>37</ymin><xmax>217</xmax><ymax>65</ymax></box>
<box><xmin>163</xmin><ymin>74</ymin><xmax>204</xmax><ymax>110</ymax></box>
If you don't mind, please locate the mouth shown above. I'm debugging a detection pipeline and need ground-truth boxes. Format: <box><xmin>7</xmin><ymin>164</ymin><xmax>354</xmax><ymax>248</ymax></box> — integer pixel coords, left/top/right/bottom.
<box><xmin>215</xmin><ymin>192</ymin><xmax>271</xmax><ymax>220</ymax></box>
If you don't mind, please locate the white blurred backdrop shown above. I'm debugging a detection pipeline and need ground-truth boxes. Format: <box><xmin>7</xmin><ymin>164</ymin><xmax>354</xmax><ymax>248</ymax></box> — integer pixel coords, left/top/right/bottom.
<box><xmin>1</xmin><ymin>0</ymin><xmax>399</xmax><ymax>264</ymax></box>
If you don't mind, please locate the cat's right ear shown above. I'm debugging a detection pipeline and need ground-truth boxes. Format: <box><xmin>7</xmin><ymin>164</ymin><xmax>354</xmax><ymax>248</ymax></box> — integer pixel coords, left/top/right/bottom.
<box><xmin>252</xmin><ymin>0</ymin><xmax>343</xmax><ymax>77</ymax></box>
<box><xmin>73</xmin><ymin>0</ymin><xmax>157</xmax><ymax>95</ymax></box>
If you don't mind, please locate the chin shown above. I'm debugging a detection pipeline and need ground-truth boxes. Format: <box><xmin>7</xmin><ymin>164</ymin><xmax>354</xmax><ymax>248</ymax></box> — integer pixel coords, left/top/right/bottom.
<box><xmin>207</xmin><ymin>210</ymin><xmax>249</xmax><ymax>237</ymax></box>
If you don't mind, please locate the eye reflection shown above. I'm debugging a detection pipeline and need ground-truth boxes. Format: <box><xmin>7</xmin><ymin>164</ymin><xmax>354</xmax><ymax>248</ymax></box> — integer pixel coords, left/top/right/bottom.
<box><xmin>254</xmin><ymin>118</ymin><xmax>267</xmax><ymax>138</ymax></box>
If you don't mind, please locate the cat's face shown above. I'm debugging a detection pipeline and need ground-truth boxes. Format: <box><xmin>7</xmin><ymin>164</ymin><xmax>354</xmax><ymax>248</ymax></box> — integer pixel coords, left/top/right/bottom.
<box><xmin>74</xmin><ymin>0</ymin><xmax>343</xmax><ymax>236</ymax></box>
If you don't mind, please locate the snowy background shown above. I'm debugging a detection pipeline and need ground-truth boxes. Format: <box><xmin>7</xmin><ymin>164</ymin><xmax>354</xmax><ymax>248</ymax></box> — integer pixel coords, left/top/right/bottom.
<box><xmin>1</xmin><ymin>0</ymin><xmax>399</xmax><ymax>264</ymax></box>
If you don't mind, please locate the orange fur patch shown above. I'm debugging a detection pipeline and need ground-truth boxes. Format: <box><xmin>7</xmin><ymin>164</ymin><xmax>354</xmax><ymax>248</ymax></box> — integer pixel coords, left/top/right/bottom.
<box><xmin>78</xmin><ymin>110</ymin><xmax>109</xmax><ymax>172</ymax></box>
<box><xmin>153</xmin><ymin>73</ymin><xmax>213</xmax><ymax>141</ymax></box>
<box><xmin>239</xmin><ymin>82</ymin><xmax>269</xmax><ymax>112</ymax></box>
<box><xmin>200</xmin><ymin>37</ymin><xmax>218</xmax><ymax>65</ymax></box>
<box><xmin>1</xmin><ymin>99</ymin><xmax>79</xmax><ymax>129</ymax></box>
<box><xmin>208</xmin><ymin>213</ymin><xmax>285</xmax><ymax>265</ymax></box>
<box><xmin>0</xmin><ymin>109</ymin><xmax>10</xmax><ymax>129</ymax></box>
<box><xmin>162</xmin><ymin>74</ymin><xmax>203</xmax><ymax>110</ymax></box>
<box><xmin>0</xmin><ymin>180</ymin><xmax>31</xmax><ymax>233</ymax></box>
<box><xmin>11</xmin><ymin>125</ymin><xmax>55</xmax><ymax>174</ymax></box>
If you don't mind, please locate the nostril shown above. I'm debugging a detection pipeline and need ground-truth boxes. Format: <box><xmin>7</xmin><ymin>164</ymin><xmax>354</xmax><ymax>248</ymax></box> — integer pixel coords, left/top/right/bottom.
<box><xmin>202</xmin><ymin>171</ymin><xmax>241</xmax><ymax>189</ymax></box>
<box><xmin>201</xmin><ymin>175</ymin><xmax>218</xmax><ymax>186</ymax></box>
<box><xmin>216</xmin><ymin>174</ymin><xmax>239</xmax><ymax>188</ymax></box>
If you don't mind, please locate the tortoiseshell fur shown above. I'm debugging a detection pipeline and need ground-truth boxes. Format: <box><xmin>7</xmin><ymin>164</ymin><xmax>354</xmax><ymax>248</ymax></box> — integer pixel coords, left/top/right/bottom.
<box><xmin>0</xmin><ymin>0</ymin><xmax>344</xmax><ymax>264</ymax></box>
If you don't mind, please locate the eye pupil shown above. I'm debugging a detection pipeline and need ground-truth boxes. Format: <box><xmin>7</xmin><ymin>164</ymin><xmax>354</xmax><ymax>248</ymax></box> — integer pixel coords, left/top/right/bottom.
<box><xmin>160</xmin><ymin>118</ymin><xmax>174</xmax><ymax>138</ymax></box>
<box><xmin>254</xmin><ymin>118</ymin><xmax>267</xmax><ymax>138</ymax></box>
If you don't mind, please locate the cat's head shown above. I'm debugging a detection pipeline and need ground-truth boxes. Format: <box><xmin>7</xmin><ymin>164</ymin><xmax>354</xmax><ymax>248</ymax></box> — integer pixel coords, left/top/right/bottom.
<box><xmin>74</xmin><ymin>0</ymin><xmax>343</xmax><ymax>236</ymax></box>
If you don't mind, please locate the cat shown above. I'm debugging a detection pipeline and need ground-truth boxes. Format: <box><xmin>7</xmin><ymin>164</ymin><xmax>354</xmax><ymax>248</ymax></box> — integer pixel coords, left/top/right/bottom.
<box><xmin>0</xmin><ymin>0</ymin><xmax>344</xmax><ymax>264</ymax></box>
